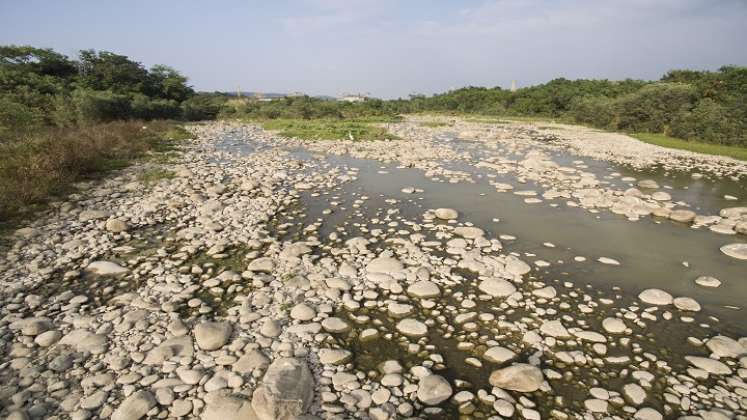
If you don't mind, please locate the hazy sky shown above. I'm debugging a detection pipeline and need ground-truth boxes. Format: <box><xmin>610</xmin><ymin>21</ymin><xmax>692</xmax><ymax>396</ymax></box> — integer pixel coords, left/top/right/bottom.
<box><xmin>2</xmin><ymin>0</ymin><xmax>746</xmax><ymax>98</ymax></box>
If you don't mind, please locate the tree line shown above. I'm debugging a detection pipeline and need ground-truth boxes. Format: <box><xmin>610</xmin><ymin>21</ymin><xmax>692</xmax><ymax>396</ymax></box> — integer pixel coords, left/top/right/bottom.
<box><xmin>0</xmin><ymin>45</ymin><xmax>221</xmax><ymax>139</ymax></box>
<box><xmin>2</xmin><ymin>44</ymin><xmax>746</xmax><ymax>147</ymax></box>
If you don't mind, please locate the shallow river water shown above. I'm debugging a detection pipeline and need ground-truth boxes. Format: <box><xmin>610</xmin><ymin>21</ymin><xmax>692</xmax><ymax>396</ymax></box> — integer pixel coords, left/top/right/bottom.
<box><xmin>213</xmin><ymin>125</ymin><xmax>747</xmax><ymax>418</ymax></box>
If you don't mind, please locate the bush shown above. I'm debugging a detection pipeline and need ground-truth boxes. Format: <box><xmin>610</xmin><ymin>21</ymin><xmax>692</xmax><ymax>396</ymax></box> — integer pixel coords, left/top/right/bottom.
<box><xmin>570</xmin><ymin>96</ymin><xmax>615</xmax><ymax>128</ymax></box>
<box><xmin>0</xmin><ymin>121</ymin><xmax>181</xmax><ymax>220</ymax></box>
<box><xmin>73</xmin><ymin>89</ymin><xmax>132</xmax><ymax>122</ymax></box>
<box><xmin>612</xmin><ymin>83</ymin><xmax>697</xmax><ymax>133</ymax></box>
<box><xmin>182</xmin><ymin>95</ymin><xmax>223</xmax><ymax>120</ymax></box>
<box><xmin>0</xmin><ymin>96</ymin><xmax>44</xmax><ymax>138</ymax></box>
<box><xmin>131</xmin><ymin>94</ymin><xmax>182</xmax><ymax>120</ymax></box>
<box><xmin>670</xmin><ymin>99</ymin><xmax>744</xmax><ymax>146</ymax></box>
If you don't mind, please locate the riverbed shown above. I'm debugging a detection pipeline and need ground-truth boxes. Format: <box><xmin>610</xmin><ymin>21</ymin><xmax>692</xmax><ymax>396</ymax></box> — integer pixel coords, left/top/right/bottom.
<box><xmin>0</xmin><ymin>117</ymin><xmax>745</xmax><ymax>420</ymax></box>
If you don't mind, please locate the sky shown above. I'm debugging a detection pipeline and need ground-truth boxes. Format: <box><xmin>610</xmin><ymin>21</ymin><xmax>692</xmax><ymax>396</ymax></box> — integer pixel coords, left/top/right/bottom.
<box><xmin>2</xmin><ymin>0</ymin><xmax>747</xmax><ymax>98</ymax></box>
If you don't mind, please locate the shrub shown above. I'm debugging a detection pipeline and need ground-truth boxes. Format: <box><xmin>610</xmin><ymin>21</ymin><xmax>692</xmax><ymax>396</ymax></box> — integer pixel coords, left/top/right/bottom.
<box><xmin>73</xmin><ymin>89</ymin><xmax>132</xmax><ymax>122</ymax></box>
<box><xmin>0</xmin><ymin>96</ymin><xmax>44</xmax><ymax>138</ymax></box>
<box><xmin>612</xmin><ymin>83</ymin><xmax>697</xmax><ymax>133</ymax></box>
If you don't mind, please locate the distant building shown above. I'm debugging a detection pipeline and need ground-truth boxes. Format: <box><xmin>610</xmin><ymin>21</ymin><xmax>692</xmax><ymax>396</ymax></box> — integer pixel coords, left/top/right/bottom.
<box><xmin>338</xmin><ymin>93</ymin><xmax>370</xmax><ymax>103</ymax></box>
<box><xmin>286</xmin><ymin>91</ymin><xmax>305</xmax><ymax>98</ymax></box>
<box><xmin>510</xmin><ymin>80</ymin><xmax>517</xmax><ymax>92</ymax></box>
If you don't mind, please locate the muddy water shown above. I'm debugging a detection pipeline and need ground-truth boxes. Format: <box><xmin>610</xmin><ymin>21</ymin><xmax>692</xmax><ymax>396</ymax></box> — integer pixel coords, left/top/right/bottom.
<box><xmin>213</xmin><ymin>132</ymin><xmax>746</xmax><ymax>328</ymax></box>
<box><xmin>215</xmin><ymin>130</ymin><xmax>746</xmax><ymax>417</ymax></box>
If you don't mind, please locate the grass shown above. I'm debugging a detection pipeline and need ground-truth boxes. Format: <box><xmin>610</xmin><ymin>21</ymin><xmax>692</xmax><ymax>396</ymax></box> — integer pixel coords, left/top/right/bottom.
<box><xmin>256</xmin><ymin>118</ymin><xmax>400</xmax><ymax>141</ymax></box>
<box><xmin>631</xmin><ymin>133</ymin><xmax>747</xmax><ymax>161</ymax></box>
<box><xmin>0</xmin><ymin>120</ymin><xmax>191</xmax><ymax>225</ymax></box>
<box><xmin>137</xmin><ymin>168</ymin><xmax>176</xmax><ymax>184</ymax></box>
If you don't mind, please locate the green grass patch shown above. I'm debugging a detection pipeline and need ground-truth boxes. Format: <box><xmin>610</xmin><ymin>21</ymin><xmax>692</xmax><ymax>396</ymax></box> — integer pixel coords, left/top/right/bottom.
<box><xmin>631</xmin><ymin>133</ymin><xmax>747</xmax><ymax>161</ymax></box>
<box><xmin>258</xmin><ymin>118</ymin><xmax>398</xmax><ymax>141</ymax></box>
<box><xmin>137</xmin><ymin>168</ymin><xmax>176</xmax><ymax>184</ymax></box>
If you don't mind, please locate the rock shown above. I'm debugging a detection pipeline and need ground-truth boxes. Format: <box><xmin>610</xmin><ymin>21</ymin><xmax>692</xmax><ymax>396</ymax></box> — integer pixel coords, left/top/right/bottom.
<box><xmin>366</xmin><ymin>256</ymin><xmax>404</xmax><ymax>275</ymax></box>
<box><xmin>34</xmin><ymin>330</ymin><xmax>62</xmax><ymax>347</ymax></box>
<box><xmin>634</xmin><ymin>407</ymin><xmax>663</xmax><ymax>420</ymax></box>
<box><xmin>260</xmin><ymin>319</ymin><xmax>281</xmax><ymax>337</ymax></box>
<box><xmin>532</xmin><ymin>286</ymin><xmax>556</xmax><ymax>299</ymax></box>
<box><xmin>319</xmin><ymin>349</ymin><xmax>352</xmax><ymax>365</ymax></box>
<box><xmin>706</xmin><ymin>335</ymin><xmax>746</xmax><ymax>358</ymax></box>
<box><xmin>396</xmin><ymin>318</ymin><xmax>428</xmax><ymax>337</ymax></box>
<box><xmin>203</xmin><ymin>391</ymin><xmax>256</xmax><ymax>420</ymax></box>
<box><xmin>685</xmin><ymin>356</ymin><xmax>731</xmax><ymax>375</ymax></box>
<box><xmin>673</xmin><ymin>297</ymin><xmax>701</xmax><ymax>312</ymax></box>
<box><xmin>247</xmin><ymin>257</ymin><xmax>274</xmax><ymax>272</ymax></box>
<box><xmin>637</xmin><ymin>180</ymin><xmax>659</xmax><ymax>189</ymax></box>
<box><xmin>695</xmin><ymin>276</ymin><xmax>721</xmax><ymax>288</ymax></box>
<box><xmin>505</xmin><ymin>257</ymin><xmax>531</xmax><ymax>275</ymax></box>
<box><xmin>597</xmin><ymin>257</ymin><xmax>620</xmax><ymax>266</ymax></box>
<box><xmin>584</xmin><ymin>399</ymin><xmax>608</xmax><ymax>413</ymax></box>
<box><xmin>143</xmin><ymin>336</ymin><xmax>194</xmax><ymax>364</ymax></box>
<box><xmin>454</xmin><ymin>226</ymin><xmax>484</xmax><ymax>238</ymax></box>
<box><xmin>434</xmin><ymin>208</ymin><xmax>459</xmax><ymax>220</ymax></box>
<box><xmin>488</xmin><ymin>363</ymin><xmax>544</xmax><ymax>392</ymax></box>
<box><xmin>79</xmin><ymin>209</ymin><xmax>108</xmax><ymax>222</ymax></box>
<box><xmin>669</xmin><ymin>210</ymin><xmax>696</xmax><ymax>223</ymax></box>
<box><xmin>638</xmin><ymin>288</ymin><xmax>673</xmax><ymax>306</ymax></box>
<box><xmin>321</xmin><ymin>317</ymin><xmax>350</xmax><ymax>333</ymax></box>
<box><xmin>478</xmin><ymin>278</ymin><xmax>516</xmax><ymax>297</ymax></box>
<box><xmin>623</xmin><ymin>383</ymin><xmax>647</xmax><ymax>405</ymax></box>
<box><xmin>111</xmin><ymin>391</ymin><xmax>156</xmax><ymax>420</ymax></box>
<box><xmin>483</xmin><ymin>346</ymin><xmax>516</xmax><ymax>364</ymax></box>
<box><xmin>86</xmin><ymin>261</ymin><xmax>129</xmax><ymax>276</ymax></box>
<box><xmin>572</xmin><ymin>330</ymin><xmax>607</xmax><ymax>343</ymax></box>
<box><xmin>720</xmin><ymin>243</ymin><xmax>747</xmax><ymax>260</ymax></box>
<box><xmin>290</xmin><ymin>304</ymin><xmax>316</xmax><ymax>321</ymax></box>
<box><xmin>13</xmin><ymin>317</ymin><xmax>52</xmax><ymax>336</ymax></box>
<box><xmin>105</xmin><ymin>218</ymin><xmax>129</xmax><ymax>232</ymax></box>
<box><xmin>194</xmin><ymin>322</ymin><xmax>232</xmax><ymax>351</ymax></box>
<box><xmin>602</xmin><ymin>317</ymin><xmax>626</xmax><ymax>334</ymax></box>
<box><xmin>59</xmin><ymin>329</ymin><xmax>108</xmax><ymax>354</ymax></box>
<box><xmin>540</xmin><ymin>320</ymin><xmax>570</xmax><ymax>338</ymax></box>
<box><xmin>251</xmin><ymin>358</ymin><xmax>314</xmax><ymax>420</ymax></box>
<box><xmin>233</xmin><ymin>350</ymin><xmax>270</xmax><ymax>374</ymax></box>
<box><xmin>417</xmin><ymin>375</ymin><xmax>452</xmax><ymax>405</ymax></box>
<box><xmin>407</xmin><ymin>281</ymin><xmax>440</xmax><ymax>298</ymax></box>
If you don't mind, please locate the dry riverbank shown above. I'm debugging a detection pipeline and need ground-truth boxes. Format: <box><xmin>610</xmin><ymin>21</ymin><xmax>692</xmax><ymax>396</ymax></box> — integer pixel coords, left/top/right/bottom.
<box><xmin>1</xmin><ymin>119</ymin><xmax>745</xmax><ymax>420</ymax></box>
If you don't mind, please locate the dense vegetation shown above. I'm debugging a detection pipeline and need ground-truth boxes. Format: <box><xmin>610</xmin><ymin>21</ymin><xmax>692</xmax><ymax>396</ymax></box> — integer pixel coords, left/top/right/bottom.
<box><xmin>208</xmin><ymin>67</ymin><xmax>747</xmax><ymax>147</ymax></box>
<box><xmin>0</xmin><ymin>45</ymin><xmax>196</xmax><ymax>223</ymax></box>
<box><xmin>2</xmin><ymin>43</ymin><xmax>745</xmax><ymax>222</ymax></box>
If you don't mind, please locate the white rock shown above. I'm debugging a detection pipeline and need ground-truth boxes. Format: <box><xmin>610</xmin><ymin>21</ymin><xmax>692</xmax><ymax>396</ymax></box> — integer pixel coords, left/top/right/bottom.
<box><xmin>488</xmin><ymin>363</ymin><xmax>544</xmax><ymax>392</ymax></box>
<box><xmin>416</xmin><ymin>375</ymin><xmax>452</xmax><ymax>405</ymax></box>
<box><xmin>638</xmin><ymin>289</ymin><xmax>673</xmax><ymax>306</ymax></box>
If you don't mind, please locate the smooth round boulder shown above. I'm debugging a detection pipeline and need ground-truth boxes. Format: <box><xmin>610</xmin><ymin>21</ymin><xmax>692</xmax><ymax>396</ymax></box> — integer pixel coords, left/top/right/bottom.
<box><xmin>483</xmin><ymin>346</ymin><xmax>517</xmax><ymax>364</ymax></box>
<box><xmin>695</xmin><ymin>276</ymin><xmax>721</xmax><ymax>288</ymax></box>
<box><xmin>602</xmin><ymin>317</ymin><xmax>626</xmax><ymax>334</ymax></box>
<box><xmin>638</xmin><ymin>288</ymin><xmax>673</xmax><ymax>306</ymax></box>
<box><xmin>673</xmin><ymin>297</ymin><xmax>701</xmax><ymax>312</ymax></box>
<box><xmin>396</xmin><ymin>318</ymin><xmax>428</xmax><ymax>337</ymax></box>
<box><xmin>321</xmin><ymin>317</ymin><xmax>350</xmax><ymax>333</ymax></box>
<box><xmin>720</xmin><ymin>243</ymin><xmax>747</xmax><ymax>260</ymax></box>
<box><xmin>489</xmin><ymin>363</ymin><xmax>544</xmax><ymax>392</ymax></box>
<box><xmin>478</xmin><ymin>278</ymin><xmax>516</xmax><ymax>298</ymax></box>
<box><xmin>669</xmin><ymin>210</ymin><xmax>696</xmax><ymax>223</ymax></box>
<box><xmin>434</xmin><ymin>208</ymin><xmax>458</xmax><ymax>220</ymax></box>
<box><xmin>290</xmin><ymin>304</ymin><xmax>316</xmax><ymax>321</ymax></box>
<box><xmin>194</xmin><ymin>322</ymin><xmax>232</xmax><ymax>351</ymax></box>
<box><xmin>407</xmin><ymin>281</ymin><xmax>440</xmax><ymax>299</ymax></box>
<box><xmin>416</xmin><ymin>375</ymin><xmax>452</xmax><ymax>405</ymax></box>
